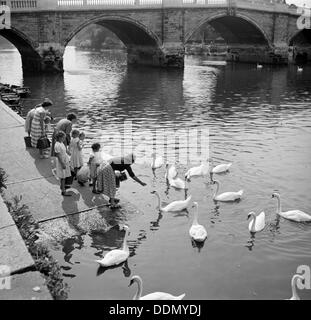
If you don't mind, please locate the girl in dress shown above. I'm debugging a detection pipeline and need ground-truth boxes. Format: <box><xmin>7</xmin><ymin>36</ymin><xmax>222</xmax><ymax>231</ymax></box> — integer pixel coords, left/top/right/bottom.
<box><xmin>42</xmin><ymin>116</ymin><xmax>52</xmax><ymax>159</ymax></box>
<box><xmin>88</xmin><ymin>143</ymin><xmax>103</xmax><ymax>194</ymax></box>
<box><xmin>54</xmin><ymin>131</ymin><xmax>72</xmax><ymax>196</ymax></box>
<box><xmin>69</xmin><ymin>129</ymin><xmax>84</xmax><ymax>179</ymax></box>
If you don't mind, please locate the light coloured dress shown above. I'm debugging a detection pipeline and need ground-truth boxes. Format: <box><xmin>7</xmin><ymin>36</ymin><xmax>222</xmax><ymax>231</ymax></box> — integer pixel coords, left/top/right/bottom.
<box><xmin>69</xmin><ymin>137</ymin><xmax>83</xmax><ymax>169</ymax></box>
<box><xmin>89</xmin><ymin>151</ymin><xmax>103</xmax><ymax>179</ymax></box>
<box><xmin>54</xmin><ymin>141</ymin><xmax>71</xmax><ymax>179</ymax></box>
<box><xmin>30</xmin><ymin>106</ymin><xmax>46</xmax><ymax>148</ymax></box>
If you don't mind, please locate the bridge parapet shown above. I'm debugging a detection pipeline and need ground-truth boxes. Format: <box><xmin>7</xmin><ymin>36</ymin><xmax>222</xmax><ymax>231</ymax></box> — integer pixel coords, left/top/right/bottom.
<box><xmin>2</xmin><ymin>0</ymin><xmax>302</xmax><ymax>16</ymax></box>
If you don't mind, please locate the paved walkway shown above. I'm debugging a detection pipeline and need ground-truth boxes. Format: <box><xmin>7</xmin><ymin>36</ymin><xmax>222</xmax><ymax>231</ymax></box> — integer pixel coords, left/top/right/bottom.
<box><xmin>0</xmin><ymin>100</ymin><xmax>133</xmax><ymax>299</ymax></box>
<box><xmin>0</xmin><ymin>101</ymin><xmax>52</xmax><ymax>299</ymax></box>
<box><xmin>0</xmin><ymin>101</ymin><xmax>125</xmax><ymax>223</ymax></box>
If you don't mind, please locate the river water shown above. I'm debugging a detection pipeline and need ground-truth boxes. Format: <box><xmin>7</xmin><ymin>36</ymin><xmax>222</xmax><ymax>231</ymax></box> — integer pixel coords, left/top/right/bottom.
<box><xmin>1</xmin><ymin>47</ymin><xmax>311</xmax><ymax>300</ymax></box>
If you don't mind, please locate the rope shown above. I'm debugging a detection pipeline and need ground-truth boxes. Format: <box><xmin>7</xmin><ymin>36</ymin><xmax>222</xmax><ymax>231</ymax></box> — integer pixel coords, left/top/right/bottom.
<box><xmin>6</xmin><ymin>175</ymin><xmax>55</xmax><ymax>186</ymax></box>
<box><xmin>37</xmin><ymin>203</ymin><xmax>110</xmax><ymax>224</ymax></box>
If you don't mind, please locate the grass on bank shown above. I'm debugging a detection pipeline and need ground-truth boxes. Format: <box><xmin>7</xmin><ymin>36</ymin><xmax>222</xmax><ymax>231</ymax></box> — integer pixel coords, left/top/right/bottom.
<box><xmin>0</xmin><ymin>167</ymin><xmax>69</xmax><ymax>300</ymax></box>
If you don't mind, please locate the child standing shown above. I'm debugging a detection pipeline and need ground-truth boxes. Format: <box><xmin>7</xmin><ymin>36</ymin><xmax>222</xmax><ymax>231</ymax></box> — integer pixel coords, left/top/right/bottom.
<box><xmin>69</xmin><ymin>129</ymin><xmax>84</xmax><ymax>179</ymax></box>
<box><xmin>54</xmin><ymin>130</ymin><xmax>72</xmax><ymax>196</ymax></box>
<box><xmin>42</xmin><ymin>116</ymin><xmax>52</xmax><ymax>159</ymax></box>
<box><xmin>88</xmin><ymin>143</ymin><xmax>102</xmax><ymax>194</ymax></box>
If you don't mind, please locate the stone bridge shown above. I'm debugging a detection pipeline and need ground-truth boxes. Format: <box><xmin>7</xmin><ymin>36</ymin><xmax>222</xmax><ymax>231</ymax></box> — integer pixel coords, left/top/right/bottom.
<box><xmin>0</xmin><ymin>0</ymin><xmax>310</xmax><ymax>73</ymax></box>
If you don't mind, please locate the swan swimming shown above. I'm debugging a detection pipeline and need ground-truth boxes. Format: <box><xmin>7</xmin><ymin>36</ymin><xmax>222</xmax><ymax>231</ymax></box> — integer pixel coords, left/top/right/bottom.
<box><xmin>129</xmin><ymin>275</ymin><xmax>186</xmax><ymax>300</ymax></box>
<box><xmin>168</xmin><ymin>176</ymin><xmax>187</xmax><ymax>190</ymax></box>
<box><xmin>213</xmin><ymin>180</ymin><xmax>243</xmax><ymax>202</ymax></box>
<box><xmin>95</xmin><ymin>225</ymin><xmax>130</xmax><ymax>267</ymax></box>
<box><xmin>185</xmin><ymin>161</ymin><xmax>209</xmax><ymax>181</ymax></box>
<box><xmin>247</xmin><ymin>211</ymin><xmax>265</xmax><ymax>233</ymax></box>
<box><xmin>165</xmin><ymin>163</ymin><xmax>178</xmax><ymax>181</ymax></box>
<box><xmin>257</xmin><ymin>63</ymin><xmax>263</xmax><ymax>69</ymax></box>
<box><xmin>272</xmin><ymin>193</ymin><xmax>311</xmax><ymax>222</ymax></box>
<box><xmin>151</xmin><ymin>190</ymin><xmax>192</xmax><ymax>212</ymax></box>
<box><xmin>287</xmin><ymin>274</ymin><xmax>304</xmax><ymax>300</ymax></box>
<box><xmin>297</xmin><ymin>66</ymin><xmax>303</xmax><ymax>72</ymax></box>
<box><xmin>151</xmin><ymin>153</ymin><xmax>164</xmax><ymax>169</ymax></box>
<box><xmin>210</xmin><ymin>162</ymin><xmax>232</xmax><ymax>181</ymax></box>
<box><xmin>189</xmin><ymin>202</ymin><xmax>208</xmax><ymax>242</ymax></box>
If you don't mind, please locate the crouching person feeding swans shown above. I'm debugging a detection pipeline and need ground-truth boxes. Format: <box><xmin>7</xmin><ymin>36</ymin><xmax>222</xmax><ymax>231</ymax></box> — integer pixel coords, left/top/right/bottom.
<box><xmin>95</xmin><ymin>153</ymin><xmax>147</xmax><ymax>209</ymax></box>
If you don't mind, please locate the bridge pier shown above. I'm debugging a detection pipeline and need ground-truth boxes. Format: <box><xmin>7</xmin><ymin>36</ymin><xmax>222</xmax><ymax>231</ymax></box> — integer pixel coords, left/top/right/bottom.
<box><xmin>127</xmin><ymin>44</ymin><xmax>184</xmax><ymax>68</ymax></box>
<box><xmin>36</xmin><ymin>44</ymin><xmax>64</xmax><ymax>73</ymax></box>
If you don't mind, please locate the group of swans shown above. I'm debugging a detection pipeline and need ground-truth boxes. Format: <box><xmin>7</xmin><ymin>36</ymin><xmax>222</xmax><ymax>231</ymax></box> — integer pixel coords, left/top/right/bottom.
<box><xmin>94</xmin><ymin>154</ymin><xmax>310</xmax><ymax>300</ymax></box>
<box><xmin>152</xmin><ymin>153</ymin><xmax>232</xmax><ymax>183</ymax></box>
<box><xmin>246</xmin><ymin>192</ymin><xmax>311</xmax><ymax>234</ymax></box>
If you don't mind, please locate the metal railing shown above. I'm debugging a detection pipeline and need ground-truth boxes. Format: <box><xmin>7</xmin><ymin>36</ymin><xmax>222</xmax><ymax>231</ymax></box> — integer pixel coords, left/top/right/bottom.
<box><xmin>2</xmin><ymin>0</ymin><xmax>299</xmax><ymax>13</ymax></box>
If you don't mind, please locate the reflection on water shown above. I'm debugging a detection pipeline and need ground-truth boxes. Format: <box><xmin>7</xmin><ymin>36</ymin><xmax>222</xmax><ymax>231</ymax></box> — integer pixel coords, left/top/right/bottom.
<box><xmin>1</xmin><ymin>47</ymin><xmax>311</xmax><ymax>299</ymax></box>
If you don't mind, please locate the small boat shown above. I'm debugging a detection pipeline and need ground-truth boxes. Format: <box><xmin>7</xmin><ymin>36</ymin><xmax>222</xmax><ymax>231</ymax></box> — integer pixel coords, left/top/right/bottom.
<box><xmin>1</xmin><ymin>93</ymin><xmax>21</xmax><ymax>105</ymax></box>
<box><xmin>0</xmin><ymin>86</ymin><xmax>13</xmax><ymax>94</ymax></box>
<box><xmin>202</xmin><ymin>60</ymin><xmax>227</xmax><ymax>66</ymax></box>
<box><xmin>9</xmin><ymin>104</ymin><xmax>23</xmax><ymax>115</ymax></box>
<box><xmin>11</xmin><ymin>85</ymin><xmax>31</xmax><ymax>97</ymax></box>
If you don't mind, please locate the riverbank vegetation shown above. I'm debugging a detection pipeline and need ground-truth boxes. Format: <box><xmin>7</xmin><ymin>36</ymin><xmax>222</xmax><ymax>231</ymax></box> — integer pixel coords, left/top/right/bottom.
<box><xmin>0</xmin><ymin>167</ymin><xmax>69</xmax><ymax>300</ymax></box>
<box><xmin>71</xmin><ymin>24</ymin><xmax>125</xmax><ymax>50</ymax></box>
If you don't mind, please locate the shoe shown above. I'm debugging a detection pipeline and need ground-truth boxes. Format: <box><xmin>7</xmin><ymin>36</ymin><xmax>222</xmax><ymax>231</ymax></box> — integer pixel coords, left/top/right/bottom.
<box><xmin>110</xmin><ymin>204</ymin><xmax>121</xmax><ymax>209</ymax></box>
<box><xmin>78</xmin><ymin>181</ymin><xmax>85</xmax><ymax>186</ymax></box>
<box><xmin>109</xmin><ymin>198</ymin><xmax>120</xmax><ymax>204</ymax></box>
<box><xmin>92</xmin><ymin>190</ymin><xmax>101</xmax><ymax>194</ymax></box>
<box><xmin>61</xmin><ymin>192</ymin><xmax>72</xmax><ymax>197</ymax></box>
<box><xmin>65</xmin><ymin>186</ymin><xmax>71</xmax><ymax>190</ymax></box>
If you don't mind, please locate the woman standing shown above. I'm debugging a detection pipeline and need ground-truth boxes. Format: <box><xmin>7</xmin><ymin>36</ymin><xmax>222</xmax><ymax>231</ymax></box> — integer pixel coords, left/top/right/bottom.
<box><xmin>30</xmin><ymin>98</ymin><xmax>53</xmax><ymax>158</ymax></box>
<box><xmin>51</xmin><ymin>113</ymin><xmax>78</xmax><ymax>157</ymax></box>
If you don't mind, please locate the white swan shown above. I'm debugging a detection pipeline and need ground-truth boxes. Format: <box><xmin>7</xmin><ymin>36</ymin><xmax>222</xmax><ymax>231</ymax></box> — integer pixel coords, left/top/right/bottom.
<box><xmin>189</xmin><ymin>202</ymin><xmax>208</xmax><ymax>242</ymax></box>
<box><xmin>247</xmin><ymin>211</ymin><xmax>265</xmax><ymax>233</ymax></box>
<box><xmin>151</xmin><ymin>153</ymin><xmax>163</xmax><ymax>169</ymax></box>
<box><xmin>257</xmin><ymin>63</ymin><xmax>263</xmax><ymax>69</ymax></box>
<box><xmin>297</xmin><ymin>66</ymin><xmax>303</xmax><ymax>72</ymax></box>
<box><xmin>165</xmin><ymin>163</ymin><xmax>178</xmax><ymax>181</ymax></box>
<box><xmin>287</xmin><ymin>274</ymin><xmax>304</xmax><ymax>300</ymax></box>
<box><xmin>185</xmin><ymin>161</ymin><xmax>209</xmax><ymax>180</ymax></box>
<box><xmin>152</xmin><ymin>191</ymin><xmax>192</xmax><ymax>212</ymax></box>
<box><xmin>129</xmin><ymin>275</ymin><xmax>186</xmax><ymax>300</ymax></box>
<box><xmin>95</xmin><ymin>225</ymin><xmax>130</xmax><ymax>267</ymax></box>
<box><xmin>210</xmin><ymin>162</ymin><xmax>232</xmax><ymax>180</ymax></box>
<box><xmin>168</xmin><ymin>176</ymin><xmax>187</xmax><ymax>190</ymax></box>
<box><xmin>272</xmin><ymin>193</ymin><xmax>311</xmax><ymax>222</ymax></box>
<box><xmin>213</xmin><ymin>180</ymin><xmax>243</xmax><ymax>202</ymax></box>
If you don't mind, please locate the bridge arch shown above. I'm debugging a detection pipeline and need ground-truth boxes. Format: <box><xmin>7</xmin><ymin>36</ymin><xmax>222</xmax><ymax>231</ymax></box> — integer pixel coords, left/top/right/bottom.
<box><xmin>62</xmin><ymin>15</ymin><xmax>168</xmax><ymax>67</ymax></box>
<box><xmin>289</xmin><ymin>29</ymin><xmax>311</xmax><ymax>64</ymax></box>
<box><xmin>64</xmin><ymin>15</ymin><xmax>162</xmax><ymax>49</ymax></box>
<box><xmin>0</xmin><ymin>27</ymin><xmax>41</xmax><ymax>73</ymax></box>
<box><xmin>185</xmin><ymin>13</ymin><xmax>272</xmax><ymax>47</ymax></box>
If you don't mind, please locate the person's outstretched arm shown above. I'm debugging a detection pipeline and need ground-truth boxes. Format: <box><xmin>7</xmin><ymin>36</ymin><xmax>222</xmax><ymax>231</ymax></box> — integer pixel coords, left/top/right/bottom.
<box><xmin>126</xmin><ymin>166</ymin><xmax>146</xmax><ymax>186</ymax></box>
